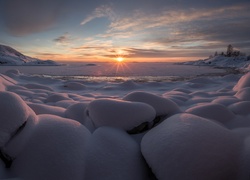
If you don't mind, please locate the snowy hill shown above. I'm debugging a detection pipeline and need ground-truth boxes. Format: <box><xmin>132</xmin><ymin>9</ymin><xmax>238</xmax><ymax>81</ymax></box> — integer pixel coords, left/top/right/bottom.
<box><xmin>0</xmin><ymin>44</ymin><xmax>60</xmax><ymax>66</ymax></box>
<box><xmin>182</xmin><ymin>55</ymin><xmax>250</xmax><ymax>71</ymax></box>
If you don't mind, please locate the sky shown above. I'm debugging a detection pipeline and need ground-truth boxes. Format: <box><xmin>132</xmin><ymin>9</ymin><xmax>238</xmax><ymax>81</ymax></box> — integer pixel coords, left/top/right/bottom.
<box><xmin>0</xmin><ymin>0</ymin><xmax>250</xmax><ymax>62</ymax></box>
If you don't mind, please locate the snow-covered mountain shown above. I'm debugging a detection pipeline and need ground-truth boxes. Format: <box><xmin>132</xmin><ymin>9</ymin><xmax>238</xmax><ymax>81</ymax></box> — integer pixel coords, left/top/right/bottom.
<box><xmin>181</xmin><ymin>55</ymin><xmax>250</xmax><ymax>71</ymax></box>
<box><xmin>0</xmin><ymin>44</ymin><xmax>59</xmax><ymax>66</ymax></box>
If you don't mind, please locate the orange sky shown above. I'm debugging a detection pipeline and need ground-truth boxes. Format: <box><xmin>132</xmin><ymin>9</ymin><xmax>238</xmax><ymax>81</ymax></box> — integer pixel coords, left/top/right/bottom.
<box><xmin>0</xmin><ymin>0</ymin><xmax>249</xmax><ymax>62</ymax></box>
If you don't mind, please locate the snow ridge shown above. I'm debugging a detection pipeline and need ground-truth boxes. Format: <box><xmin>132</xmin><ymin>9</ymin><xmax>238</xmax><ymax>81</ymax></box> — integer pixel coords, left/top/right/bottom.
<box><xmin>0</xmin><ymin>44</ymin><xmax>59</xmax><ymax>66</ymax></box>
<box><xmin>181</xmin><ymin>55</ymin><xmax>250</xmax><ymax>71</ymax></box>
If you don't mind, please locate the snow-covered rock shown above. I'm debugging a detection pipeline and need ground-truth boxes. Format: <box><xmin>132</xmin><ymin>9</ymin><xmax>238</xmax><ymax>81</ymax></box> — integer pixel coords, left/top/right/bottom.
<box><xmin>23</xmin><ymin>83</ymin><xmax>53</xmax><ymax>91</ymax></box>
<box><xmin>123</xmin><ymin>91</ymin><xmax>181</xmax><ymax>117</ymax></box>
<box><xmin>85</xmin><ymin>127</ymin><xmax>149</xmax><ymax>180</ymax></box>
<box><xmin>86</xmin><ymin>98</ymin><xmax>156</xmax><ymax>130</ymax></box>
<box><xmin>186</xmin><ymin>103</ymin><xmax>235</xmax><ymax>124</ymax></box>
<box><xmin>27</xmin><ymin>103</ymin><xmax>66</xmax><ymax>117</ymax></box>
<box><xmin>65</xmin><ymin>103</ymin><xmax>88</xmax><ymax>124</ymax></box>
<box><xmin>44</xmin><ymin>93</ymin><xmax>72</xmax><ymax>103</ymax></box>
<box><xmin>229</xmin><ymin>101</ymin><xmax>250</xmax><ymax>116</ymax></box>
<box><xmin>62</xmin><ymin>82</ymin><xmax>86</xmax><ymax>91</ymax></box>
<box><xmin>141</xmin><ymin>113</ymin><xmax>240</xmax><ymax>180</ymax></box>
<box><xmin>0</xmin><ymin>74</ymin><xmax>17</xmax><ymax>91</ymax></box>
<box><xmin>0</xmin><ymin>91</ymin><xmax>36</xmax><ymax>148</ymax></box>
<box><xmin>233</xmin><ymin>72</ymin><xmax>250</xmax><ymax>91</ymax></box>
<box><xmin>7</xmin><ymin>115</ymin><xmax>90</xmax><ymax>180</ymax></box>
<box><xmin>235</xmin><ymin>87</ymin><xmax>250</xmax><ymax>101</ymax></box>
<box><xmin>212</xmin><ymin>97</ymin><xmax>239</xmax><ymax>106</ymax></box>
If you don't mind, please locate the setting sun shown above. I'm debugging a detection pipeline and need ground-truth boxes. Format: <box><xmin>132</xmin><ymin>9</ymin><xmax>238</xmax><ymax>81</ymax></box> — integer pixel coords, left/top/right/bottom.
<box><xmin>116</xmin><ymin>57</ymin><xmax>124</xmax><ymax>62</ymax></box>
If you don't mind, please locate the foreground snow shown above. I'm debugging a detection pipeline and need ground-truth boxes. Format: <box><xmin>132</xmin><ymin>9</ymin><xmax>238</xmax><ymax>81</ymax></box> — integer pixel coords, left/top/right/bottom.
<box><xmin>2</xmin><ymin>69</ymin><xmax>250</xmax><ymax>179</ymax></box>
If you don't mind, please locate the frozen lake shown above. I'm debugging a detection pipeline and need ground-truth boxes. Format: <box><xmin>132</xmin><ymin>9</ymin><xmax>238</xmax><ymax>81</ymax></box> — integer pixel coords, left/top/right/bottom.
<box><xmin>0</xmin><ymin>62</ymin><xmax>225</xmax><ymax>82</ymax></box>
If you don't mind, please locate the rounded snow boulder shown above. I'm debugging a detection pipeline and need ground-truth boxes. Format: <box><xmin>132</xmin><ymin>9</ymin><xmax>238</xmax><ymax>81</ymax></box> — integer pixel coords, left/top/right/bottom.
<box><xmin>163</xmin><ymin>90</ymin><xmax>191</xmax><ymax>102</ymax></box>
<box><xmin>62</xmin><ymin>82</ymin><xmax>86</xmax><ymax>91</ymax></box>
<box><xmin>233</xmin><ymin>72</ymin><xmax>250</xmax><ymax>91</ymax></box>
<box><xmin>235</xmin><ymin>87</ymin><xmax>250</xmax><ymax>101</ymax></box>
<box><xmin>186</xmin><ymin>103</ymin><xmax>235</xmax><ymax>124</ymax></box>
<box><xmin>237</xmin><ymin>136</ymin><xmax>250</xmax><ymax>179</ymax></box>
<box><xmin>229</xmin><ymin>101</ymin><xmax>250</xmax><ymax>116</ymax></box>
<box><xmin>65</xmin><ymin>103</ymin><xmax>88</xmax><ymax>124</ymax></box>
<box><xmin>0</xmin><ymin>91</ymin><xmax>36</xmax><ymax>148</ymax></box>
<box><xmin>27</xmin><ymin>103</ymin><xmax>66</xmax><ymax>117</ymax></box>
<box><xmin>119</xmin><ymin>80</ymin><xmax>140</xmax><ymax>89</ymax></box>
<box><xmin>0</xmin><ymin>74</ymin><xmax>17</xmax><ymax>91</ymax></box>
<box><xmin>4</xmin><ymin>69</ymin><xmax>20</xmax><ymax>77</ymax></box>
<box><xmin>123</xmin><ymin>91</ymin><xmax>180</xmax><ymax>117</ymax></box>
<box><xmin>141</xmin><ymin>113</ymin><xmax>240</xmax><ymax>180</ymax></box>
<box><xmin>212</xmin><ymin>97</ymin><xmax>239</xmax><ymax>107</ymax></box>
<box><xmin>10</xmin><ymin>115</ymin><xmax>91</xmax><ymax>180</ymax></box>
<box><xmin>86</xmin><ymin>98</ymin><xmax>156</xmax><ymax>130</ymax></box>
<box><xmin>24</xmin><ymin>83</ymin><xmax>53</xmax><ymax>91</ymax></box>
<box><xmin>85</xmin><ymin>127</ymin><xmax>149</xmax><ymax>180</ymax></box>
<box><xmin>44</xmin><ymin>93</ymin><xmax>71</xmax><ymax>103</ymax></box>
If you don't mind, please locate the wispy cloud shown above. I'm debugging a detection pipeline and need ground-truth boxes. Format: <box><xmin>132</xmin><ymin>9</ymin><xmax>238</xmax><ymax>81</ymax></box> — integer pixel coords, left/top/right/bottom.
<box><xmin>100</xmin><ymin>4</ymin><xmax>250</xmax><ymax>55</ymax></box>
<box><xmin>53</xmin><ymin>33</ymin><xmax>73</xmax><ymax>45</ymax></box>
<box><xmin>80</xmin><ymin>5</ymin><xmax>116</xmax><ymax>25</ymax></box>
<box><xmin>108</xmin><ymin>5</ymin><xmax>250</xmax><ymax>33</ymax></box>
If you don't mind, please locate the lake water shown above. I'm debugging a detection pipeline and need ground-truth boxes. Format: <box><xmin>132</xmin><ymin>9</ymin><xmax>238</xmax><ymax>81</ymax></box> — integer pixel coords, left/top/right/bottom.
<box><xmin>0</xmin><ymin>62</ymin><xmax>226</xmax><ymax>82</ymax></box>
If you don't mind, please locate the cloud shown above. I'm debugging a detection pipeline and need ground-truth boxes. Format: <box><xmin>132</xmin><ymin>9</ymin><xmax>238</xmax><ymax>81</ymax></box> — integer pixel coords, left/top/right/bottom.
<box><xmin>0</xmin><ymin>0</ymin><xmax>100</xmax><ymax>36</ymax></box>
<box><xmin>108</xmin><ymin>5</ymin><xmax>250</xmax><ymax>33</ymax></box>
<box><xmin>1</xmin><ymin>0</ymin><xmax>65</xmax><ymax>36</ymax></box>
<box><xmin>80</xmin><ymin>5</ymin><xmax>115</xmax><ymax>25</ymax></box>
<box><xmin>53</xmin><ymin>33</ymin><xmax>73</xmax><ymax>45</ymax></box>
<box><xmin>102</xmin><ymin>4</ymin><xmax>250</xmax><ymax>55</ymax></box>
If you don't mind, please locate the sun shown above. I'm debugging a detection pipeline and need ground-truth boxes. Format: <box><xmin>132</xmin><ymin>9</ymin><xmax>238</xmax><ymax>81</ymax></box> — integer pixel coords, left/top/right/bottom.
<box><xmin>116</xmin><ymin>57</ymin><xmax>124</xmax><ymax>62</ymax></box>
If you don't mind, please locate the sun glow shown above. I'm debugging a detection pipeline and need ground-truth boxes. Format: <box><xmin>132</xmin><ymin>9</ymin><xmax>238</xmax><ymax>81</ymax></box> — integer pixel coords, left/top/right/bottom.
<box><xmin>116</xmin><ymin>57</ymin><xmax>124</xmax><ymax>62</ymax></box>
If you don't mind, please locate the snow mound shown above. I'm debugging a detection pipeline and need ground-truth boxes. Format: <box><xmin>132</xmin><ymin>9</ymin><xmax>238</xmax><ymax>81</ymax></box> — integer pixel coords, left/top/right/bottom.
<box><xmin>86</xmin><ymin>98</ymin><xmax>156</xmax><ymax>130</ymax></box>
<box><xmin>123</xmin><ymin>91</ymin><xmax>180</xmax><ymax>117</ymax></box>
<box><xmin>23</xmin><ymin>83</ymin><xmax>53</xmax><ymax>91</ymax></box>
<box><xmin>119</xmin><ymin>80</ymin><xmax>140</xmax><ymax>89</ymax></box>
<box><xmin>141</xmin><ymin>113</ymin><xmax>240</xmax><ymax>180</ymax></box>
<box><xmin>229</xmin><ymin>101</ymin><xmax>250</xmax><ymax>116</ymax></box>
<box><xmin>0</xmin><ymin>74</ymin><xmax>17</xmax><ymax>91</ymax></box>
<box><xmin>55</xmin><ymin>100</ymin><xmax>77</xmax><ymax>108</ymax></box>
<box><xmin>62</xmin><ymin>82</ymin><xmax>86</xmax><ymax>91</ymax></box>
<box><xmin>10</xmin><ymin>115</ymin><xmax>90</xmax><ymax>180</ymax></box>
<box><xmin>4</xmin><ymin>69</ymin><xmax>21</xmax><ymax>77</ymax></box>
<box><xmin>85</xmin><ymin>127</ymin><xmax>149</xmax><ymax>180</ymax></box>
<box><xmin>234</xmin><ymin>72</ymin><xmax>250</xmax><ymax>91</ymax></box>
<box><xmin>44</xmin><ymin>93</ymin><xmax>72</xmax><ymax>103</ymax></box>
<box><xmin>0</xmin><ymin>91</ymin><xmax>36</xmax><ymax>147</ymax></box>
<box><xmin>212</xmin><ymin>97</ymin><xmax>239</xmax><ymax>106</ymax></box>
<box><xmin>163</xmin><ymin>91</ymin><xmax>190</xmax><ymax>105</ymax></box>
<box><xmin>65</xmin><ymin>103</ymin><xmax>88</xmax><ymax>124</ymax></box>
<box><xmin>188</xmin><ymin>77</ymin><xmax>218</xmax><ymax>84</ymax></box>
<box><xmin>237</xmin><ymin>136</ymin><xmax>250</xmax><ymax>179</ymax></box>
<box><xmin>186</xmin><ymin>103</ymin><xmax>235</xmax><ymax>124</ymax></box>
<box><xmin>27</xmin><ymin>103</ymin><xmax>66</xmax><ymax>117</ymax></box>
<box><xmin>235</xmin><ymin>87</ymin><xmax>250</xmax><ymax>101</ymax></box>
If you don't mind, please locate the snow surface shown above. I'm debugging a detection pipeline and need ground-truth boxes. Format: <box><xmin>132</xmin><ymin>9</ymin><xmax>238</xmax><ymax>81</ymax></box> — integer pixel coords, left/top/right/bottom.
<box><xmin>182</xmin><ymin>55</ymin><xmax>250</xmax><ymax>70</ymax></box>
<box><xmin>86</xmin><ymin>98</ymin><xmax>156</xmax><ymax>130</ymax></box>
<box><xmin>1</xmin><ymin>68</ymin><xmax>250</xmax><ymax>179</ymax></box>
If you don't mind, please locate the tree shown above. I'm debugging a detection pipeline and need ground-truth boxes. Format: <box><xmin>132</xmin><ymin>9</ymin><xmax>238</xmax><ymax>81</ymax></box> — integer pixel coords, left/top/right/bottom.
<box><xmin>226</xmin><ymin>44</ymin><xmax>234</xmax><ymax>57</ymax></box>
<box><xmin>233</xmin><ymin>50</ymin><xmax>240</xmax><ymax>57</ymax></box>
